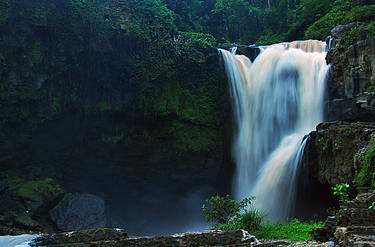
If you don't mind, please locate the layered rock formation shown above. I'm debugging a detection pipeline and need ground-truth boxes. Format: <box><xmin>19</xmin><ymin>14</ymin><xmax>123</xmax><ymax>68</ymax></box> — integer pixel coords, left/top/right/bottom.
<box><xmin>325</xmin><ymin>23</ymin><xmax>375</xmax><ymax>121</ymax></box>
<box><xmin>308</xmin><ymin>121</ymin><xmax>375</xmax><ymax>188</ymax></box>
<box><xmin>312</xmin><ymin>192</ymin><xmax>375</xmax><ymax>247</ymax></box>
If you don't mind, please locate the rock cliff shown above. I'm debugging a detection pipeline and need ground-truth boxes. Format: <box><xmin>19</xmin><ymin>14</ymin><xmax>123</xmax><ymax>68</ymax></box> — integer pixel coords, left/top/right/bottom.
<box><xmin>325</xmin><ymin>23</ymin><xmax>375</xmax><ymax>121</ymax></box>
<box><xmin>307</xmin><ymin>121</ymin><xmax>375</xmax><ymax>195</ymax></box>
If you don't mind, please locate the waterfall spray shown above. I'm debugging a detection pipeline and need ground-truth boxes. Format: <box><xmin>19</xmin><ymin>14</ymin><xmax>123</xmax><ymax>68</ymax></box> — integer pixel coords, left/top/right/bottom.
<box><xmin>219</xmin><ymin>41</ymin><xmax>330</xmax><ymax>222</ymax></box>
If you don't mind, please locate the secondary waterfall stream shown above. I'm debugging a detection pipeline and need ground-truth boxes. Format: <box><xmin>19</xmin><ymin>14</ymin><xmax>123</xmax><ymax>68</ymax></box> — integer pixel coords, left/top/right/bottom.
<box><xmin>219</xmin><ymin>40</ymin><xmax>330</xmax><ymax>222</ymax></box>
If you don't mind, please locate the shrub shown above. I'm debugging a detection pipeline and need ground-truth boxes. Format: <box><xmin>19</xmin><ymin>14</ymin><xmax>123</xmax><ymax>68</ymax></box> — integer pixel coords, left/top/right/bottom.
<box><xmin>214</xmin><ymin>209</ymin><xmax>265</xmax><ymax>232</ymax></box>
<box><xmin>332</xmin><ymin>183</ymin><xmax>350</xmax><ymax>204</ymax></box>
<box><xmin>304</xmin><ymin>5</ymin><xmax>375</xmax><ymax>40</ymax></box>
<box><xmin>202</xmin><ymin>195</ymin><xmax>254</xmax><ymax>226</ymax></box>
<box><xmin>354</xmin><ymin>134</ymin><xmax>375</xmax><ymax>192</ymax></box>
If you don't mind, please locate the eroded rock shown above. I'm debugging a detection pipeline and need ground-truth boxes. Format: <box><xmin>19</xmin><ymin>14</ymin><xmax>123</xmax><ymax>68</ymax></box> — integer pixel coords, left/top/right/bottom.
<box><xmin>308</xmin><ymin>121</ymin><xmax>375</xmax><ymax>187</ymax></box>
<box><xmin>49</xmin><ymin>194</ymin><xmax>106</xmax><ymax>231</ymax></box>
<box><xmin>32</xmin><ymin>229</ymin><xmax>260</xmax><ymax>247</ymax></box>
<box><xmin>325</xmin><ymin>23</ymin><xmax>375</xmax><ymax>121</ymax></box>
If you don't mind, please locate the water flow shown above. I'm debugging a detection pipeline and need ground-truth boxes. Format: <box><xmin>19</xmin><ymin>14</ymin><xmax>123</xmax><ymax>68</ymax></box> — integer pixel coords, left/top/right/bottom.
<box><xmin>219</xmin><ymin>41</ymin><xmax>329</xmax><ymax>222</ymax></box>
<box><xmin>0</xmin><ymin>234</ymin><xmax>38</xmax><ymax>247</ymax></box>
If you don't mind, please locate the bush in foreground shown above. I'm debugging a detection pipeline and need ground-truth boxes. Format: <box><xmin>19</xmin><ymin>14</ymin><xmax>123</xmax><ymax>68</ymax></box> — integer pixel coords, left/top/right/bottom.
<box><xmin>214</xmin><ymin>209</ymin><xmax>266</xmax><ymax>233</ymax></box>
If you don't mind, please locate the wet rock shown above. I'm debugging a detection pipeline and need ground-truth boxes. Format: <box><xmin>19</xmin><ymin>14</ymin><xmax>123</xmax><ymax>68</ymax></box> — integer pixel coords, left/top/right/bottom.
<box><xmin>313</xmin><ymin>192</ymin><xmax>375</xmax><ymax>247</ymax></box>
<box><xmin>236</xmin><ymin>45</ymin><xmax>262</xmax><ymax>62</ymax></box>
<box><xmin>14</xmin><ymin>215</ymin><xmax>41</xmax><ymax>230</ymax></box>
<box><xmin>325</xmin><ymin>23</ymin><xmax>375</xmax><ymax>121</ymax></box>
<box><xmin>32</xmin><ymin>229</ymin><xmax>259</xmax><ymax>247</ymax></box>
<box><xmin>49</xmin><ymin>194</ymin><xmax>106</xmax><ymax>231</ymax></box>
<box><xmin>308</xmin><ymin>121</ymin><xmax>375</xmax><ymax>186</ymax></box>
<box><xmin>17</xmin><ymin>178</ymin><xmax>63</xmax><ymax>212</ymax></box>
<box><xmin>331</xmin><ymin>23</ymin><xmax>367</xmax><ymax>40</ymax></box>
<box><xmin>33</xmin><ymin>228</ymin><xmax>128</xmax><ymax>246</ymax></box>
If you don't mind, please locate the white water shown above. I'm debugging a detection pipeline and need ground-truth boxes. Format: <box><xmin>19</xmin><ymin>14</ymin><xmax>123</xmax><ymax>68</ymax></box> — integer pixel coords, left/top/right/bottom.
<box><xmin>0</xmin><ymin>234</ymin><xmax>38</xmax><ymax>247</ymax></box>
<box><xmin>220</xmin><ymin>40</ymin><xmax>329</xmax><ymax>222</ymax></box>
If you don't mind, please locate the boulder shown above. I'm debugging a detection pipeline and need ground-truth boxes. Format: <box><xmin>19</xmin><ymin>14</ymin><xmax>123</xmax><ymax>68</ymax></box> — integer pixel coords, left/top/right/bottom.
<box><xmin>49</xmin><ymin>194</ymin><xmax>106</xmax><ymax>231</ymax></box>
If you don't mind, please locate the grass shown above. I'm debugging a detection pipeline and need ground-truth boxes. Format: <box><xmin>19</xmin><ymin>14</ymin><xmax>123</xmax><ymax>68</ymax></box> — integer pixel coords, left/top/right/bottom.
<box><xmin>213</xmin><ymin>209</ymin><xmax>265</xmax><ymax>233</ymax></box>
<box><xmin>252</xmin><ymin>219</ymin><xmax>323</xmax><ymax>242</ymax></box>
<box><xmin>216</xmin><ymin>218</ymin><xmax>322</xmax><ymax>242</ymax></box>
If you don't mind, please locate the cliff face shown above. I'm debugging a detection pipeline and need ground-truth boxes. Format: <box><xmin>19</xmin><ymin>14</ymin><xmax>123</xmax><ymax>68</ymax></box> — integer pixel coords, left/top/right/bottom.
<box><xmin>0</xmin><ymin>1</ymin><xmax>233</xmax><ymax>234</ymax></box>
<box><xmin>308</xmin><ymin>122</ymin><xmax>374</xmax><ymax>190</ymax></box>
<box><xmin>305</xmin><ymin>25</ymin><xmax>375</xmax><ymax>196</ymax></box>
<box><xmin>325</xmin><ymin>23</ymin><xmax>375</xmax><ymax>121</ymax></box>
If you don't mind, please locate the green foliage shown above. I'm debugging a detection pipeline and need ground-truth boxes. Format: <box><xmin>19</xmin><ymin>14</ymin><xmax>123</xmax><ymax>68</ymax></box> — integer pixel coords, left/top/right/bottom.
<box><xmin>304</xmin><ymin>10</ymin><xmax>347</xmax><ymax>40</ymax></box>
<box><xmin>332</xmin><ymin>183</ymin><xmax>350</xmax><ymax>204</ymax></box>
<box><xmin>354</xmin><ymin>134</ymin><xmax>375</xmax><ymax>192</ymax></box>
<box><xmin>367</xmin><ymin>85</ymin><xmax>375</xmax><ymax>93</ymax></box>
<box><xmin>215</xmin><ymin>209</ymin><xmax>265</xmax><ymax>232</ymax></box>
<box><xmin>253</xmin><ymin>219</ymin><xmax>323</xmax><ymax>241</ymax></box>
<box><xmin>202</xmin><ymin>195</ymin><xmax>255</xmax><ymax>226</ymax></box>
<box><xmin>305</xmin><ymin>4</ymin><xmax>375</xmax><ymax>40</ymax></box>
<box><xmin>369</xmin><ymin>201</ymin><xmax>375</xmax><ymax>209</ymax></box>
<box><xmin>17</xmin><ymin>178</ymin><xmax>62</xmax><ymax>201</ymax></box>
<box><xmin>257</xmin><ymin>32</ymin><xmax>286</xmax><ymax>45</ymax></box>
<box><xmin>0</xmin><ymin>0</ymin><xmax>10</xmax><ymax>23</ymax></box>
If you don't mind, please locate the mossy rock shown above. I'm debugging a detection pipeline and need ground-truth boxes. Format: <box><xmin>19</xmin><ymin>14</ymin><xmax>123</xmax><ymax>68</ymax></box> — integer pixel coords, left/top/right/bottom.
<box><xmin>17</xmin><ymin>178</ymin><xmax>64</xmax><ymax>211</ymax></box>
<box><xmin>353</xmin><ymin>133</ymin><xmax>375</xmax><ymax>193</ymax></box>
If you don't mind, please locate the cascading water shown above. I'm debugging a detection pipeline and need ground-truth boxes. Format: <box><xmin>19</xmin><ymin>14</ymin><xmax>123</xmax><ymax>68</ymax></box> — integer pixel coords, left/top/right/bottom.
<box><xmin>0</xmin><ymin>234</ymin><xmax>38</xmax><ymax>247</ymax></box>
<box><xmin>219</xmin><ymin>40</ymin><xmax>330</xmax><ymax>222</ymax></box>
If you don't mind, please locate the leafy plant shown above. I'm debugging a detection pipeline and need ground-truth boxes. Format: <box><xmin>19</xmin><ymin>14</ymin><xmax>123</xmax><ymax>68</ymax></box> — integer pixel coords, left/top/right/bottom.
<box><xmin>332</xmin><ymin>183</ymin><xmax>350</xmax><ymax>204</ymax></box>
<box><xmin>202</xmin><ymin>195</ymin><xmax>254</xmax><ymax>226</ymax></box>
<box><xmin>252</xmin><ymin>219</ymin><xmax>323</xmax><ymax>241</ymax></box>
<box><xmin>214</xmin><ymin>209</ymin><xmax>265</xmax><ymax>232</ymax></box>
<box><xmin>354</xmin><ymin>135</ymin><xmax>375</xmax><ymax>192</ymax></box>
<box><xmin>369</xmin><ymin>201</ymin><xmax>375</xmax><ymax>209</ymax></box>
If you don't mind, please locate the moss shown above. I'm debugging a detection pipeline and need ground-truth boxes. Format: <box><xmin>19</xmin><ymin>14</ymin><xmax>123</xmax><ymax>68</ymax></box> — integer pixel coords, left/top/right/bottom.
<box><xmin>161</xmin><ymin>119</ymin><xmax>221</xmax><ymax>155</ymax></box>
<box><xmin>354</xmin><ymin>133</ymin><xmax>375</xmax><ymax>192</ymax></box>
<box><xmin>367</xmin><ymin>85</ymin><xmax>375</xmax><ymax>93</ymax></box>
<box><xmin>0</xmin><ymin>0</ymin><xmax>10</xmax><ymax>24</ymax></box>
<box><xmin>17</xmin><ymin>178</ymin><xmax>62</xmax><ymax>201</ymax></box>
<box><xmin>97</xmin><ymin>100</ymin><xmax>112</xmax><ymax>112</ymax></box>
<box><xmin>29</xmin><ymin>41</ymin><xmax>42</xmax><ymax>63</ymax></box>
<box><xmin>317</xmin><ymin>137</ymin><xmax>330</xmax><ymax>153</ymax></box>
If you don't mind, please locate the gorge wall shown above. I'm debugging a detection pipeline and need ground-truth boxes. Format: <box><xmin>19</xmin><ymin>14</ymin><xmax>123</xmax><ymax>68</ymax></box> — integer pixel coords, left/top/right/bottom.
<box><xmin>0</xmin><ymin>1</ymin><xmax>233</xmax><ymax>235</ymax></box>
<box><xmin>1</xmin><ymin>0</ymin><xmax>375</xmax><ymax>236</ymax></box>
<box><xmin>306</xmin><ymin>24</ymin><xmax>375</xmax><ymax>197</ymax></box>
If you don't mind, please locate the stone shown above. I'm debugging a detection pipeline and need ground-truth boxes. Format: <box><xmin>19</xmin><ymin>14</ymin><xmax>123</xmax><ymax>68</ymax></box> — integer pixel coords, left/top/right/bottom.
<box><xmin>14</xmin><ymin>215</ymin><xmax>41</xmax><ymax>230</ymax></box>
<box><xmin>49</xmin><ymin>194</ymin><xmax>106</xmax><ymax>231</ymax></box>
<box><xmin>325</xmin><ymin>24</ymin><xmax>375</xmax><ymax>121</ymax></box>
<box><xmin>308</xmin><ymin>121</ymin><xmax>374</xmax><ymax>187</ymax></box>
<box><xmin>32</xmin><ymin>229</ymin><xmax>259</xmax><ymax>247</ymax></box>
<box><xmin>33</xmin><ymin>228</ymin><xmax>128</xmax><ymax>246</ymax></box>
<box><xmin>313</xmin><ymin>192</ymin><xmax>375</xmax><ymax>247</ymax></box>
<box><xmin>17</xmin><ymin>178</ymin><xmax>64</xmax><ymax>212</ymax></box>
<box><xmin>331</xmin><ymin>22</ymin><xmax>367</xmax><ymax>39</ymax></box>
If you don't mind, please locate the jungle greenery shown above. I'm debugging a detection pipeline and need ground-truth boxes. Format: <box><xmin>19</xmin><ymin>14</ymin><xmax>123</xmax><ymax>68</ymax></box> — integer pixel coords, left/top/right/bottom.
<box><xmin>203</xmin><ymin>195</ymin><xmax>322</xmax><ymax>241</ymax></box>
<box><xmin>1</xmin><ymin>0</ymin><xmax>374</xmax><ymax>130</ymax></box>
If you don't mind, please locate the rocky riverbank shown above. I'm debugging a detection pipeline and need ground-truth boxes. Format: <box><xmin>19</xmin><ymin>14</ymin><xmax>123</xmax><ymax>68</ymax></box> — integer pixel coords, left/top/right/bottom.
<box><xmin>29</xmin><ymin>228</ymin><xmax>333</xmax><ymax>247</ymax></box>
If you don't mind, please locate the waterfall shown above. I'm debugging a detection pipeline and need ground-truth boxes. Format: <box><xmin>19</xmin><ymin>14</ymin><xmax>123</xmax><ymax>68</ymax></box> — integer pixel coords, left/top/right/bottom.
<box><xmin>219</xmin><ymin>40</ymin><xmax>330</xmax><ymax>222</ymax></box>
<box><xmin>0</xmin><ymin>234</ymin><xmax>38</xmax><ymax>247</ymax></box>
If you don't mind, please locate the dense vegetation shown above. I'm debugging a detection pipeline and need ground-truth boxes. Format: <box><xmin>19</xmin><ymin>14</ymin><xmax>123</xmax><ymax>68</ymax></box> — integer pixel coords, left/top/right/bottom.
<box><xmin>203</xmin><ymin>195</ymin><xmax>322</xmax><ymax>241</ymax></box>
<box><xmin>0</xmin><ymin>0</ymin><xmax>375</xmax><ymax>235</ymax></box>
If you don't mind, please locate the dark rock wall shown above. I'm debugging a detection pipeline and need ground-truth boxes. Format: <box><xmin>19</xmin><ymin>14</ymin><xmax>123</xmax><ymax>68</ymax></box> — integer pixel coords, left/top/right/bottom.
<box><xmin>325</xmin><ymin>24</ymin><xmax>375</xmax><ymax>121</ymax></box>
<box><xmin>0</xmin><ymin>1</ymin><xmax>233</xmax><ymax>234</ymax></box>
